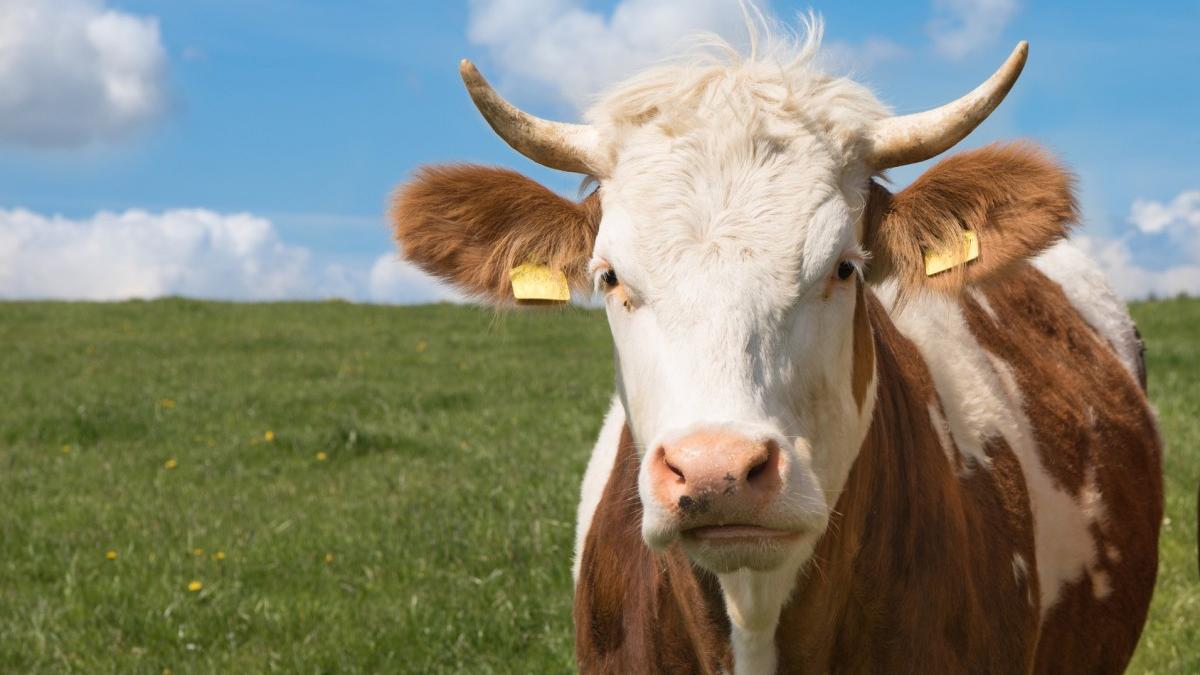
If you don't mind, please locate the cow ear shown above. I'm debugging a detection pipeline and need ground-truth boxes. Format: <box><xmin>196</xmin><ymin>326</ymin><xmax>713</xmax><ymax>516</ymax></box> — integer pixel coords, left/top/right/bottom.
<box><xmin>390</xmin><ymin>164</ymin><xmax>600</xmax><ymax>302</ymax></box>
<box><xmin>862</xmin><ymin>142</ymin><xmax>1077</xmax><ymax>296</ymax></box>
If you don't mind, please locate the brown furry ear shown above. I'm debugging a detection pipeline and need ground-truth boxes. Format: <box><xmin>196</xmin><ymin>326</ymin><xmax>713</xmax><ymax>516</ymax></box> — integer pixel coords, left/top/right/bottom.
<box><xmin>389</xmin><ymin>164</ymin><xmax>600</xmax><ymax>302</ymax></box>
<box><xmin>863</xmin><ymin>142</ymin><xmax>1077</xmax><ymax>296</ymax></box>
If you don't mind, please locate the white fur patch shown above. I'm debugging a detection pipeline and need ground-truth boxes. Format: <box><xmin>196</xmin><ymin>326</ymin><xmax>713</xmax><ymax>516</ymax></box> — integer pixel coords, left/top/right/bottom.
<box><xmin>1012</xmin><ymin>552</ymin><xmax>1029</xmax><ymax>585</ymax></box>
<box><xmin>969</xmin><ymin>287</ymin><xmax>998</xmax><ymax>322</ymax></box>
<box><xmin>1033</xmin><ymin>241</ymin><xmax>1143</xmax><ymax>384</ymax></box>
<box><xmin>928</xmin><ymin>402</ymin><xmax>957</xmax><ymax>469</ymax></box>
<box><xmin>718</xmin><ymin>546</ymin><xmax>814</xmax><ymax>675</ymax></box>
<box><xmin>572</xmin><ymin>395</ymin><xmax>625</xmax><ymax>582</ymax></box>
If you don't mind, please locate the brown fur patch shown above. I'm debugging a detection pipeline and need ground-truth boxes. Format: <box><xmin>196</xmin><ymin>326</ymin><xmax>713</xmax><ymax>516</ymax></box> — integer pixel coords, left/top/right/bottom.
<box><xmin>963</xmin><ymin>265</ymin><xmax>1162</xmax><ymax>674</ymax></box>
<box><xmin>389</xmin><ymin>164</ymin><xmax>600</xmax><ymax>301</ymax></box>
<box><xmin>851</xmin><ymin>279</ymin><xmax>874</xmax><ymax>411</ymax></box>
<box><xmin>864</xmin><ymin>143</ymin><xmax>1077</xmax><ymax>300</ymax></box>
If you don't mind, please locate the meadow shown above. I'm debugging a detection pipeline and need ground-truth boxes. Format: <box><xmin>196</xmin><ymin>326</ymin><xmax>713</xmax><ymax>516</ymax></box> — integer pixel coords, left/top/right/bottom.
<box><xmin>0</xmin><ymin>298</ymin><xmax>1195</xmax><ymax>673</ymax></box>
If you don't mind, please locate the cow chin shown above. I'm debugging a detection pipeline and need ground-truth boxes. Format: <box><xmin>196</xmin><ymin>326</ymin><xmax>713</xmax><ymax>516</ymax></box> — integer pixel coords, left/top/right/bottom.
<box><xmin>642</xmin><ymin>514</ymin><xmax>826</xmax><ymax>575</ymax></box>
<box><xmin>680</xmin><ymin>529</ymin><xmax>813</xmax><ymax>574</ymax></box>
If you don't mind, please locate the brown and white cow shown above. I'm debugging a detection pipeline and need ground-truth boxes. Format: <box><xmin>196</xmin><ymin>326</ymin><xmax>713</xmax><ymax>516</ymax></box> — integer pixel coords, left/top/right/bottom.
<box><xmin>391</xmin><ymin>21</ymin><xmax>1161</xmax><ymax>675</ymax></box>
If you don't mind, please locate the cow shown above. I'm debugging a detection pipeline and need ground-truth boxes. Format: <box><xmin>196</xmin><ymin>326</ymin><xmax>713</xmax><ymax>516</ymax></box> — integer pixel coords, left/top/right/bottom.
<box><xmin>390</xmin><ymin>20</ymin><xmax>1162</xmax><ymax>675</ymax></box>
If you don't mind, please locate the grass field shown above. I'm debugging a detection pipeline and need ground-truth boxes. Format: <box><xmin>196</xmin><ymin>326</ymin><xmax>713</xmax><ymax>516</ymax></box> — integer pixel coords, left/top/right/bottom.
<box><xmin>0</xmin><ymin>298</ymin><xmax>1195</xmax><ymax>673</ymax></box>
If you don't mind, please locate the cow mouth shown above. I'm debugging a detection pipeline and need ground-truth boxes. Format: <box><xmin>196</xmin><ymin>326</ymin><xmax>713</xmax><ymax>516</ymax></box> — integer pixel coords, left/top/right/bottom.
<box><xmin>682</xmin><ymin>525</ymin><xmax>803</xmax><ymax>542</ymax></box>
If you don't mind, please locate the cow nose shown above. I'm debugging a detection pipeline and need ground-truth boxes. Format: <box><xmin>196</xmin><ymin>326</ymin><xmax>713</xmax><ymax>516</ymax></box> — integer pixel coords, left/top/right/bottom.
<box><xmin>650</xmin><ymin>428</ymin><xmax>784</xmax><ymax>518</ymax></box>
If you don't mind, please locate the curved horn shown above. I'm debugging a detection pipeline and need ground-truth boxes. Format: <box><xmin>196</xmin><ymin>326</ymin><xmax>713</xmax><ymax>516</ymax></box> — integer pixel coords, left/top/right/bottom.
<box><xmin>867</xmin><ymin>42</ymin><xmax>1028</xmax><ymax>169</ymax></box>
<box><xmin>459</xmin><ymin>60</ymin><xmax>602</xmax><ymax>175</ymax></box>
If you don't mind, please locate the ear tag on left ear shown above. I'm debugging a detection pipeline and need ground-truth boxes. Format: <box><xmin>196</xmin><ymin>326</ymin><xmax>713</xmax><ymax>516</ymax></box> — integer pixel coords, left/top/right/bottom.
<box><xmin>509</xmin><ymin>263</ymin><xmax>571</xmax><ymax>304</ymax></box>
<box><xmin>924</xmin><ymin>230</ymin><xmax>980</xmax><ymax>277</ymax></box>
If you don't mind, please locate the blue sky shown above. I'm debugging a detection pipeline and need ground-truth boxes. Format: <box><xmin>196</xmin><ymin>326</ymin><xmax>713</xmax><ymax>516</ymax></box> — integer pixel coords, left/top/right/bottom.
<box><xmin>1</xmin><ymin>0</ymin><xmax>1197</xmax><ymax>301</ymax></box>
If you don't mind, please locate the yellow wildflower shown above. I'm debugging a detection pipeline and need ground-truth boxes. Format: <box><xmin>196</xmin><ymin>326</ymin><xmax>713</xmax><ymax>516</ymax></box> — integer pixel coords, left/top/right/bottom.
<box><xmin>105</xmin><ymin>549</ymin><xmax>118</xmax><ymax>561</ymax></box>
<box><xmin>213</xmin><ymin>551</ymin><xmax>226</xmax><ymax>561</ymax></box>
<box><xmin>187</xmin><ymin>580</ymin><xmax>203</xmax><ymax>592</ymax></box>
<box><xmin>61</xmin><ymin>444</ymin><xmax>71</xmax><ymax>454</ymax></box>
<box><xmin>324</xmin><ymin>553</ymin><xmax>334</xmax><ymax>564</ymax></box>
<box><xmin>193</xmin><ymin>548</ymin><xmax>204</xmax><ymax>557</ymax></box>
<box><xmin>164</xmin><ymin>458</ymin><xmax>178</xmax><ymax>470</ymax></box>
<box><xmin>264</xmin><ymin>430</ymin><xmax>275</xmax><ymax>442</ymax></box>
<box><xmin>415</xmin><ymin>339</ymin><xmax>428</xmax><ymax>353</ymax></box>
<box><xmin>315</xmin><ymin>451</ymin><xmax>328</xmax><ymax>462</ymax></box>
<box><xmin>160</xmin><ymin>398</ymin><xmax>176</xmax><ymax>409</ymax></box>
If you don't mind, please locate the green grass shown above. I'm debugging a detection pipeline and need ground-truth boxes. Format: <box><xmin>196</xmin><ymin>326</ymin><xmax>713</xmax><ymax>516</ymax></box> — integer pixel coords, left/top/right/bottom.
<box><xmin>0</xmin><ymin>298</ymin><xmax>1195</xmax><ymax>673</ymax></box>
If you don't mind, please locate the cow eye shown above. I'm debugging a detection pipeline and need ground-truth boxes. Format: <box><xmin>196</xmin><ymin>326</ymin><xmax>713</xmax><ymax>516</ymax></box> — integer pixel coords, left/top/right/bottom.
<box><xmin>836</xmin><ymin>261</ymin><xmax>856</xmax><ymax>281</ymax></box>
<box><xmin>601</xmin><ymin>268</ymin><xmax>618</xmax><ymax>287</ymax></box>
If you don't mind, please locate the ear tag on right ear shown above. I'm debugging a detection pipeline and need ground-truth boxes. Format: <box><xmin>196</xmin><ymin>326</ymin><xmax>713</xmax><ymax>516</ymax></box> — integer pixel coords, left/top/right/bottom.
<box><xmin>924</xmin><ymin>230</ymin><xmax>980</xmax><ymax>277</ymax></box>
<box><xmin>509</xmin><ymin>263</ymin><xmax>570</xmax><ymax>304</ymax></box>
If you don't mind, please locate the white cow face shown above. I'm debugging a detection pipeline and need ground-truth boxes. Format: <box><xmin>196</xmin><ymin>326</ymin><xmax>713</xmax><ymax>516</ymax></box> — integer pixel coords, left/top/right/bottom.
<box><xmin>590</xmin><ymin>115</ymin><xmax>876</xmax><ymax>573</ymax></box>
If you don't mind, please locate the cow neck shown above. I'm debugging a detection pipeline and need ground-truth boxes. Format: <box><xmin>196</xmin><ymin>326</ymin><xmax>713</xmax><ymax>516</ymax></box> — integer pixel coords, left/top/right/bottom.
<box><xmin>775</xmin><ymin>288</ymin><xmax>1041</xmax><ymax>672</ymax></box>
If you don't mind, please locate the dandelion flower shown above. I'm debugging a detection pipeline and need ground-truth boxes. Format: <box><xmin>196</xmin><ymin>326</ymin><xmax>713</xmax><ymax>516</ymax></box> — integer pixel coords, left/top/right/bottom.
<box><xmin>193</xmin><ymin>548</ymin><xmax>204</xmax><ymax>557</ymax></box>
<box><xmin>213</xmin><ymin>551</ymin><xmax>226</xmax><ymax>561</ymax></box>
<box><xmin>160</xmin><ymin>398</ymin><xmax>176</xmax><ymax>409</ymax></box>
<box><xmin>324</xmin><ymin>553</ymin><xmax>334</xmax><ymax>564</ymax></box>
<box><xmin>164</xmin><ymin>458</ymin><xmax>178</xmax><ymax>470</ymax></box>
<box><xmin>106</xmin><ymin>549</ymin><xmax>118</xmax><ymax>561</ymax></box>
<box><xmin>264</xmin><ymin>430</ymin><xmax>275</xmax><ymax>442</ymax></box>
<box><xmin>187</xmin><ymin>580</ymin><xmax>203</xmax><ymax>592</ymax></box>
<box><xmin>315</xmin><ymin>451</ymin><xmax>328</xmax><ymax>462</ymax></box>
<box><xmin>61</xmin><ymin>444</ymin><xmax>71</xmax><ymax>454</ymax></box>
<box><xmin>415</xmin><ymin>339</ymin><xmax>428</xmax><ymax>353</ymax></box>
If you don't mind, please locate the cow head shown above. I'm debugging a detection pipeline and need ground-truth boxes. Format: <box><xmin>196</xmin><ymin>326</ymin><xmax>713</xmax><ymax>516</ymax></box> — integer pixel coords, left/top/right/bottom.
<box><xmin>392</xmin><ymin>29</ymin><xmax>1074</xmax><ymax>578</ymax></box>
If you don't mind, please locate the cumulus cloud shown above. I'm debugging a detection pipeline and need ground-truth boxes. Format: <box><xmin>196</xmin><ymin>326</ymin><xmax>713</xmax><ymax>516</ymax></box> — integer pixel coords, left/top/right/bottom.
<box><xmin>466</xmin><ymin>0</ymin><xmax>749</xmax><ymax>109</ymax></box>
<box><xmin>0</xmin><ymin>207</ymin><xmax>458</xmax><ymax>303</ymax></box>
<box><xmin>1128</xmin><ymin>191</ymin><xmax>1200</xmax><ymax>235</ymax></box>
<box><xmin>1074</xmin><ymin>234</ymin><xmax>1200</xmax><ymax>300</ymax></box>
<box><xmin>0</xmin><ymin>0</ymin><xmax>168</xmax><ymax>147</ymax></box>
<box><xmin>0</xmin><ymin>208</ymin><xmax>312</xmax><ymax>300</ymax></box>
<box><xmin>1074</xmin><ymin>190</ymin><xmax>1200</xmax><ymax>299</ymax></box>
<box><xmin>927</xmin><ymin>0</ymin><xmax>1020</xmax><ymax>59</ymax></box>
<box><xmin>367</xmin><ymin>254</ymin><xmax>463</xmax><ymax>304</ymax></box>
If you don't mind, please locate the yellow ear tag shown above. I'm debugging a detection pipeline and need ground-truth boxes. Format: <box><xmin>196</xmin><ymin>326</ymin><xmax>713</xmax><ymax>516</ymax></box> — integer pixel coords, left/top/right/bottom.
<box><xmin>924</xmin><ymin>230</ymin><xmax>980</xmax><ymax>277</ymax></box>
<box><xmin>509</xmin><ymin>263</ymin><xmax>570</xmax><ymax>304</ymax></box>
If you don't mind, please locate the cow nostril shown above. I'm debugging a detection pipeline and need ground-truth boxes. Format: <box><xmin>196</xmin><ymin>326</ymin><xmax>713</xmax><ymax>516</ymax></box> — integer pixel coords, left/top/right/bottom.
<box><xmin>666</xmin><ymin>459</ymin><xmax>685</xmax><ymax>483</ymax></box>
<box><xmin>745</xmin><ymin>440</ymin><xmax>777</xmax><ymax>485</ymax></box>
<box><xmin>746</xmin><ymin>456</ymin><xmax>769</xmax><ymax>483</ymax></box>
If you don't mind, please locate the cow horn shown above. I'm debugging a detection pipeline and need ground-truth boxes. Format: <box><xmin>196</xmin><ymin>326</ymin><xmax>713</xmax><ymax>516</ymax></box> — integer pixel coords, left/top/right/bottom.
<box><xmin>459</xmin><ymin>59</ymin><xmax>602</xmax><ymax>175</ymax></box>
<box><xmin>867</xmin><ymin>42</ymin><xmax>1028</xmax><ymax>169</ymax></box>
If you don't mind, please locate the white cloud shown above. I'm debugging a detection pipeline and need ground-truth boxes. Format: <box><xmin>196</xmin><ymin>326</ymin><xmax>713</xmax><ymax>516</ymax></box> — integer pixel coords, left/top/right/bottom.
<box><xmin>927</xmin><ymin>0</ymin><xmax>1020</xmax><ymax>59</ymax></box>
<box><xmin>368</xmin><ymin>254</ymin><xmax>463</xmax><ymax>304</ymax></box>
<box><xmin>0</xmin><ymin>207</ymin><xmax>458</xmax><ymax>303</ymax></box>
<box><xmin>0</xmin><ymin>208</ymin><xmax>310</xmax><ymax>300</ymax></box>
<box><xmin>1073</xmin><ymin>234</ymin><xmax>1200</xmax><ymax>300</ymax></box>
<box><xmin>1075</xmin><ymin>189</ymin><xmax>1200</xmax><ymax>299</ymax></box>
<box><xmin>466</xmin><ymin>0</ymin><xmax>749</xmax><ymax>110</ymax></box>
<box><xmin>1128</xmin><ymin>190</ymin><xmax>1200</xmax><ymax>235</ymax></box>
<box><xmin>0</xmin><ymin>0</ymin><xmax>167</xmax><ymax>147</ymax></box>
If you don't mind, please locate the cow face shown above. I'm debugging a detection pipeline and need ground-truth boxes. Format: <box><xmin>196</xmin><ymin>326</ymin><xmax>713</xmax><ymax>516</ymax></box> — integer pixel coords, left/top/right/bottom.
<box><xmin>589</xmin><ymin>112</ymin><xmax>874</xmax><ymax>573</ymax></box>
<box><xmin>392</xmin><ymin>34</ymin><xmax>1074</xmax><ymax>576</ymax></box>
